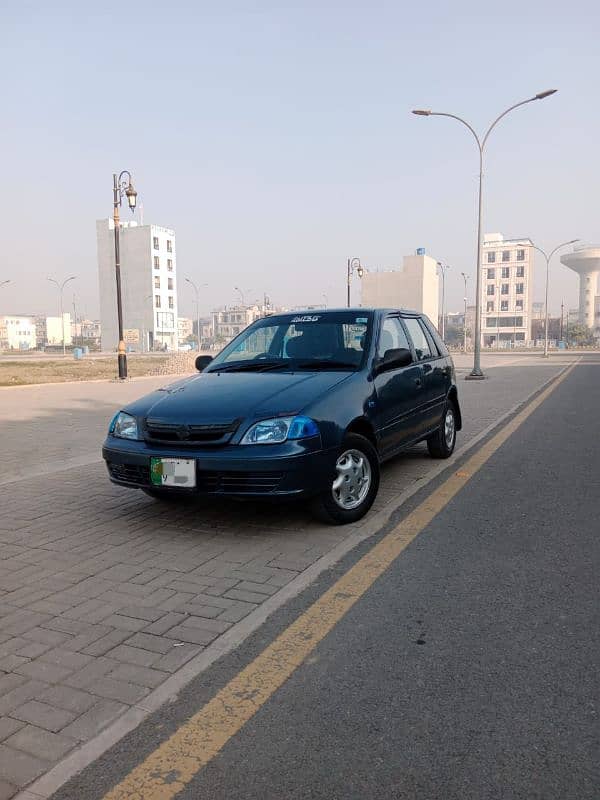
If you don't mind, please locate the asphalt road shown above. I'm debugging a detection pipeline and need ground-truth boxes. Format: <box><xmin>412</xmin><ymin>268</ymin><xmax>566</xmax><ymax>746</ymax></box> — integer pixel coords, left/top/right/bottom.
<box><xmin>51</xmin><ymin>358</ymin><xmax>600</xmax><ymax>800</ymax></box>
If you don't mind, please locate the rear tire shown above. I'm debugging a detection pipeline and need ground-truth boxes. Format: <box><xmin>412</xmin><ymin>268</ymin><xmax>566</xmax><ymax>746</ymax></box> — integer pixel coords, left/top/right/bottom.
<box><xmin>311</xmin><ymin>433</ymin><xmax>380</xmax><ymax>525</ymax></box>
<box><xmin>427</xmin><ymin>400</ymin><xmax>457</xmax><ymax>459</ymax></box>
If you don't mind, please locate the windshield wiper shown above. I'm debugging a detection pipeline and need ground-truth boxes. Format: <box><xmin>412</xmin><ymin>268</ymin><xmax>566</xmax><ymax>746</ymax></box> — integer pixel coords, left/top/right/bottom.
<box><xmin>295</xmin><ymin>360</ymin><xmax>358</xmax><ymax>371</ymax></box>
<box><xmin>209</xmin><ymin>360</ymin><xmax>291</xmax><ymax>373</ymax></box>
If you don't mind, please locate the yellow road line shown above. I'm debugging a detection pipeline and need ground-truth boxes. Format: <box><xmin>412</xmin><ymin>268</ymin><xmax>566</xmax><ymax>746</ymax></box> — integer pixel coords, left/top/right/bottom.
<box><xmin>103</xmin><ymin>363</ymin><xmax>575</xmax><ymax>800</ymax></box>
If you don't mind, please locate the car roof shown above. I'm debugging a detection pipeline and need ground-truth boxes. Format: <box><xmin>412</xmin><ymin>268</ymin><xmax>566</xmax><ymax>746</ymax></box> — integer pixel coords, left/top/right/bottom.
<box><xmin>268</xmin><ymin>308</ymin><xmax>424</xmax><ymax>317</ymax></box>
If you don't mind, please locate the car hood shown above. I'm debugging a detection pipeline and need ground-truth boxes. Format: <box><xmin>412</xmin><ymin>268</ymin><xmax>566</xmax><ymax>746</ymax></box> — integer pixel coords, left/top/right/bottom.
<box><xmin>124</xmin><ymin>370</ymin><xmax>352</xmax><ymax>424</ymax></box>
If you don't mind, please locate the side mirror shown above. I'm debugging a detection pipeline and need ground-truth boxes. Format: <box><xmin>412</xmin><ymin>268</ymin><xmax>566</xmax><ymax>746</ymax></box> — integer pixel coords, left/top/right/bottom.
<box><xmin>374</xmin><ymin>347</ymin><xmax>413</xmax><ymax>374</ymax></box>
<box><xmin>195</xmin><ymin>355</ymin><xmax>213</xmax><ymax>372</ymax></box>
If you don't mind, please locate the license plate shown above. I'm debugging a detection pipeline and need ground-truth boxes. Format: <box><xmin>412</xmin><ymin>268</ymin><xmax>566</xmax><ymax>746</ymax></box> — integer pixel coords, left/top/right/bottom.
<box><xmin>150</xmin><ymin>458</ymin><xmax>196</xmax><ymax>488</ymax></box>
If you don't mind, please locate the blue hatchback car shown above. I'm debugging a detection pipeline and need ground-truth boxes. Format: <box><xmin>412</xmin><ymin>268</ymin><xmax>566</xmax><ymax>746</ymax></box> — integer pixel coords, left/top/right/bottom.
<box><xmin>103</xmin><ymin>309</ymin><xmax>461</xmax><ymax>524</ymax></box>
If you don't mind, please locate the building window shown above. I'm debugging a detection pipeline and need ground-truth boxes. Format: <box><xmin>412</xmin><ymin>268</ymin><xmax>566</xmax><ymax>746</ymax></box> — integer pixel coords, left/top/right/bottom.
<box><xmin>516</xmin><ymin>249</ymin><xmax>525</xmax><ymax>261</ymax></box>
<box><xmin>516</xmin><ymin>265</ymin><xmax>525</xmax><ymax>277</ymax></box>
<box><xmin>167</xmin><ymin>259</ymin><xmax>173</xmax><ymax>271</ymax></box>
<box><xmin>168</xmin><ymin>278</ymin><xmax>174</xmax><ymax>291</ymax></box>
<box><xmin>153</xmin><ymin>237</ymin><xmax>159</xmax><ymax>250</ymax></box>
<box><xmin>154</xmin><ymin>276</ymin><xmax>160</xmax><ymax>289</ymax></box>
<box><xmin>501</xmin><ymin>284</ymin><xmax>509</xmax><ymax>295</ymax></box>
<box><xmin>487</xmin><ymin>268</ymin><xmax>495</xmax><ymax>279</ymax></box>
<box><xmin>502</xmin><ymin>250</ymin><xmax>510</xmax><ymax>262</ymax></box>
<box><xmin>487</xmin><ymin>252</ymin><xmax>496</xmax><ymax>264</ymax></box>
<box><xmin>516</xmin><ymin>299</ymin><xmax>523</xmax><ymax>310</ymax></box>
<box><xmin>516</xmin><ymin>283</ymin><xmax>524</xmax><ymax>295</ymax></box>
<box><xmin>501</xmin><ymin>267</ymin><xmax>510</xmax><ymax>279</ymax></box>
<box><xmin>154</xmin><ymin>256</ymin><xmax>160</xmax><ymax>270</ymax></box>
<box><xmin>487</xmin><ymin>285</ymin><xmax>495</xmax><ymax>296</ymax></box>
<box><xmin>166</xmin><ymin>240</ymin><xmax>173</xmax><ymax>252</ymax></box>
<box><xmin>501</xmin><ymin>300</ymin><xmax>509</xmax><ymax>311</ymax></box>
<box><xmin>155</xmin><ymin>295</ymin><xmax>161</xmax><ymax>308</ymax></box>
<box><xmin>168</xmin><ymin>296</ymin><xmax>174</xmax><ymax>309</ymax></box>
<box><xmin>486</xmin><ymin>301</ymin><xmax>494</xmax><ymax>312</ymax></box>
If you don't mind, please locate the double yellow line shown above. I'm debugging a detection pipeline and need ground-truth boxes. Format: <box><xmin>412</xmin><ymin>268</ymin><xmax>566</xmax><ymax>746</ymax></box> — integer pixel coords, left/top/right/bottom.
<box><xmin>103</xmin><ymin>363</ymin><xmax>574</xmax><ymax>800</ymax></box>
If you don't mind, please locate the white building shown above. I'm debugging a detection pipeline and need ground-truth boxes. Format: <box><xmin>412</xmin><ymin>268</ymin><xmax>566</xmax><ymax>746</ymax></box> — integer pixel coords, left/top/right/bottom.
<box><xmin>178</xmin><ymin>317</ymin><xmax>193</xmax><ymax>343</ymax></box>
<box><xmin>97</xmin><ymin>220</ymin><xmax>179</xmax><ymax>352</ymax></box>
<box><xmin>211</xmin><ymin>304</ymin><xmax>272</xmax><ymax>345</ymax></box>
<box><xmin>0</xmin><ymin>316</ymin><xmax>37</xmax><ymax>350</ymax></box>
<box><xmin>480</xmin><ymin>234</ymin><xmax>534</xmax><ymax>347</ymax></box>
<box><xmin>46</xmin><ymin>314</ymin><xmax>73</xmax><ymax>347</ymax></box>
<box><xmin>360</xmin><ymin>252</ymin><xmax>439</xmax><ymax>324</ymax></box>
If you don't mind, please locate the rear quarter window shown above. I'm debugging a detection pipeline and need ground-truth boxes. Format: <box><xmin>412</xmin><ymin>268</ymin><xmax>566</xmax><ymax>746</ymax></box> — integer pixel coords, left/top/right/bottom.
<box><xmin>421</xmin><ymin>316</ymin><xmax>449</xmax><ymax>357</ymax></box>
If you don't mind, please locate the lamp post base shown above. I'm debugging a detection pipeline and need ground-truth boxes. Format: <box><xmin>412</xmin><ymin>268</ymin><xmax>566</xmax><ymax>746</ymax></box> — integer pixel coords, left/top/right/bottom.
<box><xmin>117</xmin><ymin>340</ymin><xmax>128</xmax><ymax>380</ymax></box>
<box><xmin>465</xmin><ymin>371</ymin><xmax>487</xmax><ymax>381</ymax></box>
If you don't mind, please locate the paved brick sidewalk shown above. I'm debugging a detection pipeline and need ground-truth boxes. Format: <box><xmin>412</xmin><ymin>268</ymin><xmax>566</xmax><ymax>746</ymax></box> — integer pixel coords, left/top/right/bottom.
<box><xmin>0</xmin><ymin>359</ymin><xmax>571</xmax><ymax>798</ymax></box>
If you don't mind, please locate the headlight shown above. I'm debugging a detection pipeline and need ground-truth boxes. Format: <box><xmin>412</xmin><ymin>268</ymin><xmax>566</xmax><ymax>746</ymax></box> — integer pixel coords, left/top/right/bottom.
<box><xmin>109</xmin><ymin>411</ymin><xmax>140</xmax><ymax>440</ymax></box>
<box><xmin>241</xmin><ymin>415</ymin><xmax>319</xmax><ymax>445</ymax></box>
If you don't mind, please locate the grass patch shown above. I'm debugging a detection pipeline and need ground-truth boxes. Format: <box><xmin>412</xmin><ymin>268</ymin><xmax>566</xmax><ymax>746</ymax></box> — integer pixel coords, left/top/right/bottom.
<box><xmin>0</xmin><ymin>355</ymin><xmax>171</xmax><ymax>386</ymax></box>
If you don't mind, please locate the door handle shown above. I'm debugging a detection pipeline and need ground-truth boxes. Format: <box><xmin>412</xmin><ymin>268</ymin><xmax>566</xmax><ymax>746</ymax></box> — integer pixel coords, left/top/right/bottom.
<box><xmin>414</xmin><ymin>377</ymin><xmax>422</xmax><ymax>388</ymax></box>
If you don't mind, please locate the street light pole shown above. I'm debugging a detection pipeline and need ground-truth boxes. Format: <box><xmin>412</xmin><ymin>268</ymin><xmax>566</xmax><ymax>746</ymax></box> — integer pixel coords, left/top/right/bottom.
<box><xmin>47</xmin><ymin>276</ymin><xmax>76</xmax><ymax>356</ymax></box>
<box><xmin>528</xmin><ymin>239</ymin><xmax>578</xmax><ymax>357</ymax></box>
<box><xmin>347</xmin><ymin>258</ymin><xmax>364</xmax><ymax>307</ymax></box>
<box><xmin>412</xmin><ymin>89</ymin><xmax>558</xmax><ymax>379</ymax></box>
<box><xmin>437</xmin><ymin>262</ymin><xmax>449</xmax><ymax>339</ymax></box>
<box><xmin>461</xmin><ymin>272</ymin><xmax>468</xmax><ymax>354</ymax></box>
<box><xmin>186</xmin><ymin>278</ymin><xmax>207</xmax><ymax>351</ymax></box>
<box><xmin>112</xmin><ymin>171</ymin><xmax>138</xmax><ymax>379</ymax></box>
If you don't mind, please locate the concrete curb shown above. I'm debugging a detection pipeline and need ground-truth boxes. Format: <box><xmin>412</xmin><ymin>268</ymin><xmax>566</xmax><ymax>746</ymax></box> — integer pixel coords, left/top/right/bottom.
<box><xmin>15</xmin><ymin>360</ymin><xmax>575</xmax><ymax>800</ymax></box>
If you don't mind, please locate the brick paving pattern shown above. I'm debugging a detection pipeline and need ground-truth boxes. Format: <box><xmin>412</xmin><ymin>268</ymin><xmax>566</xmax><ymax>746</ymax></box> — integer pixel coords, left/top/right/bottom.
<box><xmin>0</xmin><ymin>358</ymin><xmax>570</xmax><ymax>797</ymax></box>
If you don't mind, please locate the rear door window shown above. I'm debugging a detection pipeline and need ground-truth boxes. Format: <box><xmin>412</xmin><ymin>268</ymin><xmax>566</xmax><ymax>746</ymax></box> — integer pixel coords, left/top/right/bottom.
<box><xmin>402</xmin><ymin>317</ymin><xmax>432</xmax><ymax>361</ymax></box>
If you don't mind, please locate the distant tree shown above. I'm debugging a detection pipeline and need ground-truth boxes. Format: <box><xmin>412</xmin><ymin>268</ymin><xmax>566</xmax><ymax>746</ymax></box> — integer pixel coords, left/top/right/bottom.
<box><xmin>567</xmin><ymin>324</ymin><xmax>596</xmax><ymax>346</ymax></box>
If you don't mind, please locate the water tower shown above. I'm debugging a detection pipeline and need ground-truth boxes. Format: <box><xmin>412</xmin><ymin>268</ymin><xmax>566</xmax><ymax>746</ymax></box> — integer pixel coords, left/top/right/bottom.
<box><xmin>560</xmin><ymin>244</ymin><xmax>600</xmax><ymax>329</ymax></box>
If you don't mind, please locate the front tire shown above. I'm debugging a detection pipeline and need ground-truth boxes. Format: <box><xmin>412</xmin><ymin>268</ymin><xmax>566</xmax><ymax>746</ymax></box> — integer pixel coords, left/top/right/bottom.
<box><xmin>311</xmin><ymin>433</ymin><xmax>380</xmax><ymax>525</ymax></box>
<box><xmin>427</xmin><ymin>400</ymin><xmax>457</xmax><ymax>459</ymax></box>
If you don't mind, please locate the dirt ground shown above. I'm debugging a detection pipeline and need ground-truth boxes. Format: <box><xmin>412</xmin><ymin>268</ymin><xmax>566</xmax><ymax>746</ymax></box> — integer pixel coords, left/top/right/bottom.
<box><xmin>0</xmin><ymin>355</ymin><xmax>171</xmax><ymax>386</ymax></box>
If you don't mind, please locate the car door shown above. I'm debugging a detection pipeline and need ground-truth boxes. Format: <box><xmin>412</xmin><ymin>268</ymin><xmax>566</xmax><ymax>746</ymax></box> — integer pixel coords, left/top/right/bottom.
<box><xmin>401</xmin><ymin>315</ymin><xmax>446</xmax><ymax>433</ymax></box>
<box><xmin>372</xmin><ymin>315</ymin><xmax>426</xmax><ymax>457</ymax></box>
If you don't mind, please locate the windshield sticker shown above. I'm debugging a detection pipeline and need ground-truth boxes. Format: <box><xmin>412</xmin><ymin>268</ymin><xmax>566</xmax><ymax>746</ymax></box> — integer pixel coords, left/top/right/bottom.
<box><xmin>291</xmin><ymin>315</ymin><xmax>321</xmax><ymax>323</ymax></box>
<box><xmin>356</xmin><ymin>317</ymin><xmax>368</xmax><ymax>323</ymax></box>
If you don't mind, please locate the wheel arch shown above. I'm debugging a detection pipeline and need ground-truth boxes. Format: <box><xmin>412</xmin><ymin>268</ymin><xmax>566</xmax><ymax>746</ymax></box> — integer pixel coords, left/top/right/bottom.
<box><xmin>345</xmin><ymin>417</ymin><xmax>378</xmax><ymax>450</ymax></box>
<box><xmin>447</xmin><ymin>386</ymin><xmax>462</xmax><ymax>430</ymax></box>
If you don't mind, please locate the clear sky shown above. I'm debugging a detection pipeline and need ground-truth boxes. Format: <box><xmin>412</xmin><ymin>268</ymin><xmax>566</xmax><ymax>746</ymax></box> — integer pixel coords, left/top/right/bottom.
<box><xmin>1</xmin><ymin>0</ymin><xmax>598</xmax><ymax>321</ymax></box>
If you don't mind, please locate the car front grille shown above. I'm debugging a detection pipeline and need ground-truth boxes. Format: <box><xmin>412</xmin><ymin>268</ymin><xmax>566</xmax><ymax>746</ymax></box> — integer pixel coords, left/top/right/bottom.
<box><xmin>198</xmin><ymin>471</ymin><xmax>284</xmax><ymax>494</ymax></box>
<box><xmin>107</xmin><ymin>462</ymin><xmax>150</xmax><ymax>486</ymax></box>
<box><xmin>144</xmin><ymin>419</ymin><xmax>239</xmax><ymax>446</ymax></box>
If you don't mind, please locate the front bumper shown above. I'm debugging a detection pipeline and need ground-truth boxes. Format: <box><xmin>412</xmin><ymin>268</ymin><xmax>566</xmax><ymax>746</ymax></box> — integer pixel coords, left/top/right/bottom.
<box><xmin>102</xmin><ymin>436</ymin><xmax>338</xmax><ymax>498</ymax></box>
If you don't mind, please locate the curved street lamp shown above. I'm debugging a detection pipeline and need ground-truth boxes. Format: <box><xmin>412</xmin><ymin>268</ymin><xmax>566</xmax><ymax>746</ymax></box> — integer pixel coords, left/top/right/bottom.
<box><xmin>113</xmin><ymin>170</ymin><xmax>138</xmax><ymax>379</ymax></box>
<box><xmin>47</xmin><ymin>276</ymin><xmax>76</xmax><ymax>356</ymax></box>
<box><xmin>234</xmin><ymin>286</ymin><xmax>251</xmax><ymax>307</ymax></box>
<box><xmin>347</xmin><ymin>258</ymin><xmax>364</xmax><ymax>307</ymax></box>
<box><xmin>528</xmin><ymin>239</ymin><xmax>579</xmax><ymax>357</ymax></box>
<box><xmin>437</xmin><ymin>262</ymin><xmax>450</xmax><ymax>340</ymax></box>
<box><xmin>0</xmin><ymin>280</ymin><xmax>10</xmax><ymax>289</ymax></box>
<box><xmin>186</xmin><ymin>278</ymin><xmax>208</xmax><ymax>350</ymax></box>
<box><xmin>412</xmin><ymin>89</ymin><xmax>557</xmax><ymax>378</ymax></box>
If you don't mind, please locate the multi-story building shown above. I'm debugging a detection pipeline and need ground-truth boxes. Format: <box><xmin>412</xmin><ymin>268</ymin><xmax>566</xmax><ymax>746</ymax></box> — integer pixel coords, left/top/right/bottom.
<box><xmin>0</xmin><ymin>315</ymin><xmax>37</xmax><ymax>350</ymax></box>
<box><xmin>480</xmin><ymin>233</ymin><xmax>534</xmax><ymax>347</ymax></box>
<box><xmin>361</xmin><ymin>251</ymin><xmax>439</xmax><ymax>325</ymax></box>
<box><xmin>97</xmin><ymin>220</ymin><xmax>179</xmax><ymax>352</ymax></box>
<box><xmin>211</xmin><ymin>305</ymin><xmax>269</xmax><ymax>345</ymax></box>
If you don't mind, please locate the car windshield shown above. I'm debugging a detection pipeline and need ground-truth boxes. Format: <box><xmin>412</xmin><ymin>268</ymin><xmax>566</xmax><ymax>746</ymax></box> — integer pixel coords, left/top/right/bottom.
<box><xmin>207</xmin><ymin>311</ymin><xmax>373</xmax><ymax>372</ymax></box>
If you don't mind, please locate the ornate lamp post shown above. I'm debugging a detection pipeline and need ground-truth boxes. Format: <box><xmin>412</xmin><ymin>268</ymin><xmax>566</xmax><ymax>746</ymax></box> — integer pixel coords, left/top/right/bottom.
<box><xmin>112</xmin><ymin>170</ymin><xmax>138</xmax><ymax>379</ymax></box>
<box><xmin>347</xmin><ymin>258</ymin><xmax>364</xmax><ymax>307</ymax></box>
<box><xmin>412</xmin><ymin>89</ymin><xmax>557</xmax><ymax>378</ymax></box>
